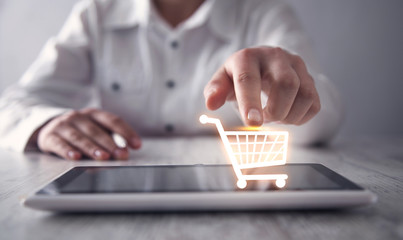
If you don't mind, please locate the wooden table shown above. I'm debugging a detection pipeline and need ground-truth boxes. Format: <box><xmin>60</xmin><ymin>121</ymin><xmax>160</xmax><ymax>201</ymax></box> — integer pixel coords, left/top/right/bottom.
<box><xmin>0</xmin><ymin>136</ymin><xmax>402</xmax><ymax>240</ymax></box>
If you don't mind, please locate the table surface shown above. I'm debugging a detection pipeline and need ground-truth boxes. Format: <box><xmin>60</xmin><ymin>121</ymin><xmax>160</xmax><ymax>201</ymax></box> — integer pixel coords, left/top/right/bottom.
<box><xmin>0</xmin><ymin>136</ymin><xmax>402</xmax><ymax>240</ymax></box>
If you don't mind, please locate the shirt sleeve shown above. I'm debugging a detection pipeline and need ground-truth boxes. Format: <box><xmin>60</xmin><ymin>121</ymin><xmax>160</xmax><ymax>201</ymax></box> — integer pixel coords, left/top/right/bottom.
<box><xmin>0</xmin><ymin>0</ymin><xmax>97</xmax><ymax>152</ymax></box>
<box><xmin>246</xmin><ymin>1</ymin><xmax>344</xmax><ymax>145</ymax></box>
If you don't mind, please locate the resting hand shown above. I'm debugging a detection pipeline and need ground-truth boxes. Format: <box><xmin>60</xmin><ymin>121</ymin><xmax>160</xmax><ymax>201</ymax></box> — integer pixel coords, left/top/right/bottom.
<box><xmin>36</xmin><ymin>108</ymin><xmax>141</xmax><ymax>160</ymax></box>
<box><xmin>204</xmin><ymin>46</ymin><xmax>320</xmax><ymax>126</ymax></box>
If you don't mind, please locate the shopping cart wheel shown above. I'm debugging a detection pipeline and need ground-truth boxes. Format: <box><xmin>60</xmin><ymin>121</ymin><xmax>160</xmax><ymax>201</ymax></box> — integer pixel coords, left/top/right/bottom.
<box><xmin>275</xmin><ymin>179</ymin><xmax>286</xmax><ymax>188</ymax></box>
<box><xmin>237</xmin><ymin>180</ymin><xmax>247</xmax><ymax>189</ymax></box>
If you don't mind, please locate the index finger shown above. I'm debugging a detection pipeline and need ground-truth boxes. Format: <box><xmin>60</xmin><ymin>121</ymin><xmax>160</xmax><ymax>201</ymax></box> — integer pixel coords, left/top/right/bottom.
<box><xmin>204</xmin><ymin>66</ymin><xmax>235</xmax><ymax>111</ymax></box>
<box><xmin>227</xmin><ymin>50</ymin><xmax>263</xmax><ymax>126</ymax></box>
<box><xmin>89</xmin><ymin>110</ymin><xmax>141</xmax><ymax>149</ymax></box>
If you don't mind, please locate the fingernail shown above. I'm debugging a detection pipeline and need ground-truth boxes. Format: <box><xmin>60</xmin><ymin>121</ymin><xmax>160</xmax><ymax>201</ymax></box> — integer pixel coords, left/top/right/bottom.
<box><xmin>113</xmin><ymin>148</ymin><xmax>129</xmax><ymax>160</ymax></box>
<box><xmin>67</xmin><ymin>151</ymin><xmax>80</xmax><ymax>160</ymax></box>
<box><xmin>130</xmin><ymin>138</ymin><xmax>142</xmax><ymax>149</ymax></box>
<box><xmin>247</xmin><ymin>108</ymin><xmax>262</xmax><ymax>123</ymax></box>
<box><xmin>112</xmin><ymin>133</ymin><xmax>127</xmax><ymax>148</ymax></box>
<box><xmin>94</xmin><ymin>149</ymin><xmax>108</xmax><ymax>160</ymax></box>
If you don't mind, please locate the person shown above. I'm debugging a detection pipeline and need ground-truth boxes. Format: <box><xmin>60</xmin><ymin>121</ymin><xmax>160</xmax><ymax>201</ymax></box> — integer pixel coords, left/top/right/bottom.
<box><xmin>0</xmin><ymin>0</ymin><xmax>343</xmax><ymax>160</ymax></box>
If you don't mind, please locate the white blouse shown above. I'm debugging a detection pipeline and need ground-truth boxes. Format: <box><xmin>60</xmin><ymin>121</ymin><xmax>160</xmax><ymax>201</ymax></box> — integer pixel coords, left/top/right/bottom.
<box><xmin>0</xmin><ymin>0</ymin><xmax>343</xmax><ymax>152</ymax></box>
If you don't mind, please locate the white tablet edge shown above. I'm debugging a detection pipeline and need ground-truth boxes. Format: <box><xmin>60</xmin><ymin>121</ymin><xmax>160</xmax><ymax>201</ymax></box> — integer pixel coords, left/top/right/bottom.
<box><xmin>22</xmin><ymin>190</ymin><xmax>377</xmax><ymax>212</ymax></box>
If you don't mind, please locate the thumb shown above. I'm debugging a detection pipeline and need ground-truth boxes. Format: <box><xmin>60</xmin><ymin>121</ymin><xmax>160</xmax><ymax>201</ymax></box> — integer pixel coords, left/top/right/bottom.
<box><xmin>204</xmin><ymin>66</ymin><xmax>234</xmax><ymax>110</ymax></box>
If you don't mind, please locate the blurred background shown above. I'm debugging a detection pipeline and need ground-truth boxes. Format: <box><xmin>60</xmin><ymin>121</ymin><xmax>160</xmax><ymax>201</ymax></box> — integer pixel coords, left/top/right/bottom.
<box><xmin>1</xmin><ymin>0</ymin><xmax>402</xmax><ymax>138</ymax></box>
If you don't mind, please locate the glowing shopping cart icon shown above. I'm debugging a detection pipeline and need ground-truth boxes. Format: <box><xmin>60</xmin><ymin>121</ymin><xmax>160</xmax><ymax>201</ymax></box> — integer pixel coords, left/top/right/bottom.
<box><xmin>199</xmin><ymin>115</ymin><xmax>289</xmax><ymax>189</ymax></box>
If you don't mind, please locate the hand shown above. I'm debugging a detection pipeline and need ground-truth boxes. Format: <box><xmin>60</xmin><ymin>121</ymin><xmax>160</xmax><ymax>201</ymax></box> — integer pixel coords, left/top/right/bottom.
<box><xmin>36</xmin><ymin>108</ymin><xmax>141</xmax><ymax>160</ymax></box>
<box><xmin>204</xmin><ymin>46</ymin><xmax>321</xmax><ymax>126</ymax></box>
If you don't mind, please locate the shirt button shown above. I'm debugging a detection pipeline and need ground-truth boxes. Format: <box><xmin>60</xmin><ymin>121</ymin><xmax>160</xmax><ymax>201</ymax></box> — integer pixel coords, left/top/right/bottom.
<box><xmin>165</xmin><ymin>124</ymin><xmax>174</xmax><ymax>133</ymax></box>
<box><xmin>170</xmin><ymin>40</ymin><xmax>179</xmax><ymax>49</ymax></box>
<box><xmin>166</xmin><ymin>80</ymin><xmax>175</xmax><ymax>88</ymax></box>
<box><xmin>111</xmin><ymin>82</ymin><xmax>120</xmax><ymax>92</ymax></box>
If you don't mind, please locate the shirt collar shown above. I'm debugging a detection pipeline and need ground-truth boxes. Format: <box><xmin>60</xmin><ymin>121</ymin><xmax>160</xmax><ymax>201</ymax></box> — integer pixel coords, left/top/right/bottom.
<box><xmin>103</xmin><ymin>0</ymin><xmax>236</xmax><ymax>42</ymax></box>
<box><xmin>103</xmin><ymin>0</ymin><xmax>150</xmax><ymax>28</ymax></box>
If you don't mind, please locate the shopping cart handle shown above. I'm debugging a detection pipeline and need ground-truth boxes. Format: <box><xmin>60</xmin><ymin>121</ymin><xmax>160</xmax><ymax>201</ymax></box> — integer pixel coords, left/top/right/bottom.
<box><xmin>199</xmin><ymin>115</ymin><xmax>219</xmax><ymax>124</ymax></box>
<box><xmin>199</xmin><ymin>115</ymin><xmax>226</xmax><ymax>136</ymax></box>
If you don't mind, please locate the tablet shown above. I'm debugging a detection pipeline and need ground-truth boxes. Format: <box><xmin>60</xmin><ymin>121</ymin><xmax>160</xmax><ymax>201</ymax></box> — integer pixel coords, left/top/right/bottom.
<box><xmin>22</xmin><ymin>164</ymin><xmax>376</xmax><ymax>212</ymax></box>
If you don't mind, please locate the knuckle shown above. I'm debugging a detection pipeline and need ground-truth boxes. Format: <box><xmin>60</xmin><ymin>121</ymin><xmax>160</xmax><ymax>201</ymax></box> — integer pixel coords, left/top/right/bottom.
<box><xmin>65</xmin><ymin>130</ymin><xmax>82</xmax><ymax>142</ymax></box>
<box><xmin>66</xmin><ymin>110</ymin><xmax>80</xmax><ymax>118</ymax></box>
<box><xmin>40</xmin><ymin>121</ymin><xmax>57</xmax><ymax>135</ymax></box>
<box><xmin>62</xmin><ymin>111</ymin><xmax>82</xmax><ymax>122</ymax></box>
<box><xmin>237</xmin><ymin>72</ymin><xmax>255</xmax><ymax>84</ymax></box>
<box><xmin>84</xmin><ymin>125</ymin><xmax>101</xmax><ymax>136</ymax></box>
<box><xmin>267</xmin><ymin>47</ymin><xmax>285</xmax><ymax>57</ymax></box>
<box><xmin>56</xmin><ymin>115</ymin><xmax>69</xmax><ymax>124</ymax></box>
<box><xmin>233</xmin><ymin>48</ymin><xmax>260</xmax><ymax>64</ymax></box>
<box><xmin>277</xmin><ymin>73</ymin><xmax>299</xmax><ymax>90</ymax></box>
<box><xmin>236</xmin><ymin>48</ymin><xmax>254</xmax><ymax>59</ymax></box>
<box><xmin>80</xmin><ymin>107</ymin><xmax>98</xmax><ymax>115</ymax></box>
<box><xmin>299</xmin><ymin>87</ymin><xmax>315</xmax><ymax>100</ymax></box>
<box><xmin>109</xmin><ymin>115</ymin><xmax>124</xmax><ymax>126</ymax></box>
<box><xmin>55</xmin><ymin>119</ymin><xmax>70</xmax><ymax>129</ymax></box>
<box><xmin>292</xmin><ymin>54</ymin><xmax>305</xmax><ymax>67</ymax></box>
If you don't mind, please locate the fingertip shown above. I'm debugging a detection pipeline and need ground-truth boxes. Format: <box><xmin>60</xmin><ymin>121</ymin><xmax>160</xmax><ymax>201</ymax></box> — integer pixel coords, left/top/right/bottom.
<box><xmin>246</xmin><ymin>108</ymin><xmax>263</xmax><ymax>126</ymax></box>
<box><xmin>67</xmin><ymin>150</ymin><xmax>81</xmax><ymax>161</ymax></box>
<box><xmin>129</xmin><ymin>137</ymin><xmax>142</xmax><ymax>149</ymax></box>
<box><xmin>205</xmin><ymin>67</ymin><xmax>233</xmax><ymax>110</ymax></box>
<box><xmin>247</xmin><ymin>121</ymin><xmax>263</xmax><ymax>127</ymax></box>
<box><xmin>205</xmin><ymin>88</ymin><xmax>226</xmax><ymax>110</ymax></box>
<box><xmin>113</xmin><ymin>148</ymin><xmax>129</xmax><ymax>160</ymax></box>
<box><xmin>94</xmin><ymin>149</ymin><xmax>110</xmax><ymax>161</ymax></box>
<box><xmin>206</xmin><ymin>98</ymin><xmax>223</xmax><ymax>111</ymax></box>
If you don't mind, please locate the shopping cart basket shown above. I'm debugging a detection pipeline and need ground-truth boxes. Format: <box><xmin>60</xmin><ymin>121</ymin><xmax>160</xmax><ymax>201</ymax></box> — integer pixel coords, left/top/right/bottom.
<box><xmin>199</xmin><ymin>115</ymin><xmax>289</xmax><ymax>189</ymax></box>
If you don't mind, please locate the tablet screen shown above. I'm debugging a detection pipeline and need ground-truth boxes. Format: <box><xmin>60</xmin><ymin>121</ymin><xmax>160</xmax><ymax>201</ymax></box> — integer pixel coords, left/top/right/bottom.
<box><xmin>38</xmin><ymin>164</ymin><xmax>362</xmax><ymax>194</ymax></box>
